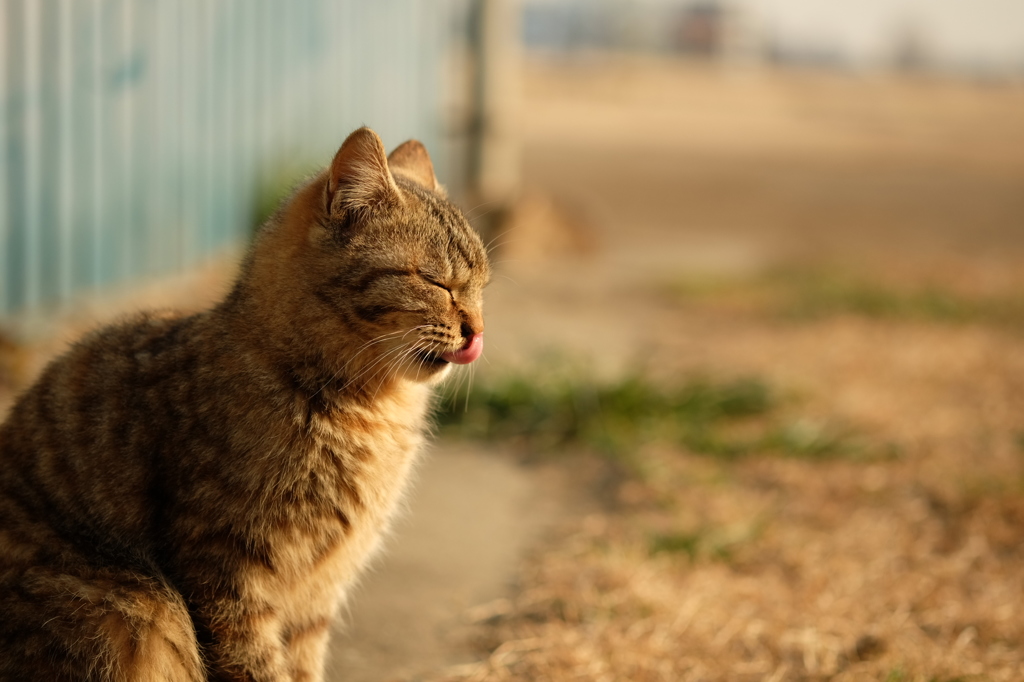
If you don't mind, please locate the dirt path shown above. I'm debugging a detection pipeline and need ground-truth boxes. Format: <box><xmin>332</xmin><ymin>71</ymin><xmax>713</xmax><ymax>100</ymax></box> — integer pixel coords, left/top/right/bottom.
<box><xmin>326</xmin><ymin>444</ymin><xmax>575</xmax><ymax>682</ymax></box>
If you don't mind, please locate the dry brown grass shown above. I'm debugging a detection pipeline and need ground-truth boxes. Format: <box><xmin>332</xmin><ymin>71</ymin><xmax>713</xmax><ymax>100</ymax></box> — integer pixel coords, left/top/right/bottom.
<box><xmin>432</xmin><ymin>455</ymin><xmax>1024</xmax><ymax>681</ymax></box>
<box><xmin>429</xmin><ymin>296</ymin><xmax>1024</xmax><ymax>681</ymax></box>
<box><xmin>425</xmin><ymin>57</ymin><xmax>1024</xmax><ymax>682</ymax></box>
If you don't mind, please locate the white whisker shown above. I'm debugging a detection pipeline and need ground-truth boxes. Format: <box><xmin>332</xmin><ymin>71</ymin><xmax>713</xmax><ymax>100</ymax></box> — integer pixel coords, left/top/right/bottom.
<box><xmin>339</xmin><ymin>342</ymin><xmax>414</xmax><ymax>394</ymax></box>
<box><xmin>309</xmin><ymin>328</ymin><xmax>417</xmax><ymax>400</ymax></box>
<box><xmin>464</xmin><ymin>362</ymin><xmax>476</xmax><ymax>413</ymax></box>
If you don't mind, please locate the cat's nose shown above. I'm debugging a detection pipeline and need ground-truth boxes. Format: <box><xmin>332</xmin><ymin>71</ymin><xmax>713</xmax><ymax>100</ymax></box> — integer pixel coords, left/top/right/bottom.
<box><xmin>460</xmin><ymin>320</ymin><xmax>483</xmax><ymax>339</ymax></box>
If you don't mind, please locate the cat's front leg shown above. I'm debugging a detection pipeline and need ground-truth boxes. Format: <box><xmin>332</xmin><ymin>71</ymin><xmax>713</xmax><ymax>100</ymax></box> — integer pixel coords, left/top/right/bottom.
<box><xmin>282</xmin><ymin>614</ymin><xmax>334</xmax><ymax>682</ymax></box>
<box><xmin>196</xmin><ymin>601</ymin><xmax>293</xmax><ymax>682</ymax></box>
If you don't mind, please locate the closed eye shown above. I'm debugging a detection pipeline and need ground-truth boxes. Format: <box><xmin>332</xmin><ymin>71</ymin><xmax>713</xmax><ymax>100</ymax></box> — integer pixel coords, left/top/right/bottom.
<box><xmin>419</xmin><ymin>273</ymin><xmax>452</xmax><ymax>294</ymax></box>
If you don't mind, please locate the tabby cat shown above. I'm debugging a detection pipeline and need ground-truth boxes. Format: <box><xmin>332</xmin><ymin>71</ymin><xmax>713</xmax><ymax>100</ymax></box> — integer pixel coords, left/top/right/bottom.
<box><xmin>0</xmin><ymin>127</ymin><xmax>489</xmax><ymax>681</ymax></box>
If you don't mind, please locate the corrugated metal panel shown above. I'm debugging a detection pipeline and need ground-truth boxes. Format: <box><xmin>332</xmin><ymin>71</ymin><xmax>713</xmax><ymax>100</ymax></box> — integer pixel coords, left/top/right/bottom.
<box><xmin>1</xmin><ymin>0</ymin><xmax>466</xmax><ymax>316</ymax></box>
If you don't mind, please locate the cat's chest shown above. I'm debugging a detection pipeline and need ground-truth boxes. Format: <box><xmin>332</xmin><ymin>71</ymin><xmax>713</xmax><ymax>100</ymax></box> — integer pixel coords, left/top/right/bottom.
<box><xmin>313</xmin><ymin>385</ymin><xmax>431</xmax><ymax>511</ymax></box>
<box><xmin>252</xmin><ymin>384</ymin><xmax>430</xmax><ymax>595</ymax></box>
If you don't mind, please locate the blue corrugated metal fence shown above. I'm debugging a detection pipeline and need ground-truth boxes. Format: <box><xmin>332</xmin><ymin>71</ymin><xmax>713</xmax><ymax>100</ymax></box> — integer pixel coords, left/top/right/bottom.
<box><xmin>1</xmin><ymin>0</ymin><xmax>466</xmax><ymax>316</ymax></box>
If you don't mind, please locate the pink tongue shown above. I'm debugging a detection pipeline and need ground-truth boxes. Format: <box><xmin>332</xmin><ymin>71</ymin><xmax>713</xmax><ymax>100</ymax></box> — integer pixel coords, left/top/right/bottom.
<box><xmin>441</xmin><ymin>333</ymin><xmax>483</xmax><ymax>365</ymax></box>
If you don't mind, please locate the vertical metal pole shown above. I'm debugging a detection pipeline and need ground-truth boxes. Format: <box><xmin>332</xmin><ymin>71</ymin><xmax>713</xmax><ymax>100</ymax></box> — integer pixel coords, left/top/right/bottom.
<box><xmin>4</xmin><ymin>0</ymin><xmax>27</xmax><ymax>313</ymax></box>
<box><xmin>150</xmin><ymin>0</ymin><xmax>166</xmax><ymax>277</ymax></box>
<box><xmin>259</xmin><ymin>0</ymin><xmax>273</xmax><ymax>187</ymax></box>
<box><xmin>38</xmin><ymin>0</ymin><xmax>60</xmax><ymax>306</ymax></box>
<box><xmin>129</xmin><ymin>0</ymin><xmax>148</xmax><ymax>283</ymax></box>
<box><xmin>171</xmin><ymin>0</ymin><xmax>184</xmax><ymax>273</ymax></box>
<box><xmin>70</xmin><ymin>0</ymin><xmax>92</xmax><ymax>294</ymax></box>
<box><xmin>90</xmin><ymin>0</ymin><xmax>105</xmax><ymax>290</ymax></box>
<box><xmin>115</xmin><ymin>0</ymin><xmax>131</xmax><ymax>285</ymax></box>
<box><xmin>200</xmin><ymin>0</ymin><xmax>215</xmax><ymax>259</ymax></box>
<box><xmin>216</xmin><ymin>0</ymin><xmax>234</xmax><ymax>248</ymax></box>
<box><xmin>0</xmin><ymin>0</ymin><xmax>9</xmax><ymax>314</ymax></box>
<box><xmin>180</xmin><ymin>0</ymin><xmax>196</xmax><ymax>272</ymax></box>
<box><xmin>56</xmin><ymin>0</ymin><xmax>74</xmax><ymax>303</ymax></box>
<box><xmin>23</xmin><ymin>0</ymin><xmax>42</xmax><ymax>310</ymax></box>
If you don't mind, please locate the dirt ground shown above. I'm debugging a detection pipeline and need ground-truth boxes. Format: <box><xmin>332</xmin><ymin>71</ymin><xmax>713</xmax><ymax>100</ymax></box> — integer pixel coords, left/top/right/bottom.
<box><xmin>326</xmin><ymin>445</ymin><xmax>578</xmax><ymax>682</ymax></box>
<box><xmin>424</xmin><ymin>57</ymin><xmax>1024</xmax><ymax>681</ymax></box>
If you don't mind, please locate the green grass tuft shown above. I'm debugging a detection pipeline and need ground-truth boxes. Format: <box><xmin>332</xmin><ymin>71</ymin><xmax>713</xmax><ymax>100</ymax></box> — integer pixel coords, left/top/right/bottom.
<box><xmin>677</xmin><ymin>418</ymin><xmax>855</xmax><ymax>459</ymax></box>
<box><xmin>436</xmin><ymin>372</ymin><xmax>862</xmax><ymax>463</ymax></box>
<box><xmin>649</xmin><ymin>518</ymin><xmax>766</xmax><ymax>563</ymax></box>
<box><xmin>885</xmin><ymin>669</ymin><xmax>908</xmax><ymax>682</ymax></box>
<box><xmin>649</xmin><ymin>532</ymin><xmax>701</xmax><ymax>559</ymax></box>
<box><xmin>436</xmin><ymin>374</ymin><xmax>772</xmax><ymax>454</ymax></box>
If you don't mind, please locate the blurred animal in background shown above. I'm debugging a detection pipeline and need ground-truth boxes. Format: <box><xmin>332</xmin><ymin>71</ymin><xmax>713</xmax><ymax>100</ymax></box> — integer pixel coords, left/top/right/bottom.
<box><xmin>0</xmin><ymin>127</ymin><xmax>489</xmax><ymax>682</ymax></box>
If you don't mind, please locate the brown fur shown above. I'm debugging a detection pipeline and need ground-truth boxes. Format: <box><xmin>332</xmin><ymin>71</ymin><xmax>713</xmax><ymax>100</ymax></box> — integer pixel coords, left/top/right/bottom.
<box><xmin>0</xmin><ymin>128</ymin><xmax>489</xmax><ymax>681</ymax></box>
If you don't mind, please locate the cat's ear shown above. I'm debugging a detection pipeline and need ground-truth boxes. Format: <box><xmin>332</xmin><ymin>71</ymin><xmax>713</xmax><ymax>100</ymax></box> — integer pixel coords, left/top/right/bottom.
<box><xmin>324</xmin><ymin>127</ymin><xmax>400</xmax><ymax>216</ymax></box>
<box><xmin>388</xmin><ymin>140</ymin><xmax>441</xmax><ymax>192</ymax></box>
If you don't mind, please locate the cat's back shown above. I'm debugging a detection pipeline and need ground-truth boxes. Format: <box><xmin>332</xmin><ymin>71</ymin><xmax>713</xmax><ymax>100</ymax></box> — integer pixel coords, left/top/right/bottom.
<box><xmin>0</xmin><ymin>312</ymin><xmax>201</xmax><ymax>551</ymax></box>
<box><xmin>0</xmin><ymin>311</ymin><xmax>211</xmax><ymax>682</ymax></box>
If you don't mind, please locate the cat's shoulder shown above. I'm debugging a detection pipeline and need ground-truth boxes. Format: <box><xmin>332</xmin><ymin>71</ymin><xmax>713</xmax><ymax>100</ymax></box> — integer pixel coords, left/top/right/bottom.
<box><xmin>70</xmin><ymin>309</ymin><xmax>203</xmax><ymax>355</ymax></box>
<box><xmin>29</xmin><ymin>309</ymin><xmax>209</xmax><ymax>395</ymax></box>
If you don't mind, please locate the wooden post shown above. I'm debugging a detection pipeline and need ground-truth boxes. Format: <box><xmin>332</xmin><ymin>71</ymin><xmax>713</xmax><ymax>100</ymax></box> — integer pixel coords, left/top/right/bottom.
<box><xmin>471</xmin><ymin>0</ymin><xmax>521</xmax><ymax>210</ymax></box>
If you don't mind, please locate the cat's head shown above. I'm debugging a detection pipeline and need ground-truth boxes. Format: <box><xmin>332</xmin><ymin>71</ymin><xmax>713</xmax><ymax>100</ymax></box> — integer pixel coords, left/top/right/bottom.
<box><xmin>248</xmin><ymin>128</ymin><xmax>490</xmax><ymax>390</ymax></box>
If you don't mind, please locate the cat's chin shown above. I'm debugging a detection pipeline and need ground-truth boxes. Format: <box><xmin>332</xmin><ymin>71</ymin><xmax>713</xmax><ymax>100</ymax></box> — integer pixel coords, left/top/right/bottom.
<box><xmin>393</xmin><ymin>349</ymin><xmax>452</xmax><ymax>384</ymax></box>
<box><xmin>424</xmin><ymin>363</ymin><xmax>453</xmax><ymax>385</ymax></box>
<box><xmin>413</xmin><ymin>361</ymin><xmax>452</xmax><ymax>385</ymax></box>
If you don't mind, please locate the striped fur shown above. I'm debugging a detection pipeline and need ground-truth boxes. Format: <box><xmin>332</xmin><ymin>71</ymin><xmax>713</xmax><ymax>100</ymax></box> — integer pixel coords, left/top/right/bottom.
<box><xmin>0</xmin><ymin>128</ymin><xmax>489</xmax><ymax>681</ymax></box>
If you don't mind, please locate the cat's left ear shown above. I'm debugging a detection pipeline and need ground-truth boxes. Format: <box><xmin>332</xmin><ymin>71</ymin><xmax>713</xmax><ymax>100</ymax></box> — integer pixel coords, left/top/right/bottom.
<box><xmin>388</xmin><ymin>140</ymin><xmax>442</xmax><ymax>193</ymax></box>
<box><xmin>325</xmin><ymin>127</ymin><xmax>401</xmax><ymax>216</ymax></box>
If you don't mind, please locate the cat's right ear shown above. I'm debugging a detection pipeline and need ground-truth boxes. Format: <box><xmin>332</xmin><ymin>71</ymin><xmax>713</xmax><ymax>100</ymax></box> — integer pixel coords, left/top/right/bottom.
<box><xmin>388</xmin><ymin>140</ymin><xmax>441</xmax><ymax>193</ymax></box>
<box><xmin>324</xmin><ymin>127</ymin><xmax>401</xmax><ymax>217</ymax></box>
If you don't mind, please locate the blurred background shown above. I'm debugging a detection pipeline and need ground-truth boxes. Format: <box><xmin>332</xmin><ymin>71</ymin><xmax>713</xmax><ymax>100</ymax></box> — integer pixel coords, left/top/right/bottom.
<box><xmin>3</xmin><ymin>1</ymin><xmax>1024</xmax><ymax>680</ymax></box>
<box><xmin>2</xmin><ymin>0</ymin><xmax>1023</xmax><ymax>317</ymax></box>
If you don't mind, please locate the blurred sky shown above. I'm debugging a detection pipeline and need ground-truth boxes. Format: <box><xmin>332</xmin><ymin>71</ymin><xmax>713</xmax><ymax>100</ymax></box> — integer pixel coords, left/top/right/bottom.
<box><xmin>526</xmin><ymin>0</ymin><xmax>1024</xmax><ymax>70</ymax></box>
<box><xmin>737</xmin><ymin>0</ymin><xmax>1024</xmax><ymax>68</ymax></box>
